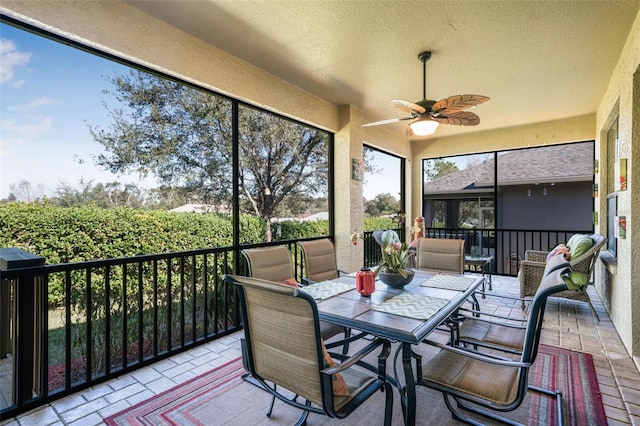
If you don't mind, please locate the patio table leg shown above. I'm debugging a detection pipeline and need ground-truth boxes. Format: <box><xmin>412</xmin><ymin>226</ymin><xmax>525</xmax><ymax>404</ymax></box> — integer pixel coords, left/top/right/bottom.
<box><xmin>401</xmin><ymin>342</ymin><xmax>417</xmax><ymax>426</ymax></box>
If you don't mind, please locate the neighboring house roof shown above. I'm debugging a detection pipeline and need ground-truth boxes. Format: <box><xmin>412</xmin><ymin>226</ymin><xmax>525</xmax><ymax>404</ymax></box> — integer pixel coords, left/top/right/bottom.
<box><xmin>272</xmin><ymin>211</ymin><xmax>329</xmax><ymax>222</ymax></box>
<box><xmin>424</xmin><ymin>143</ymin><xmax>593</xmax><ymax>193</ymax></box>
<box><xmin>169</xmin><ymin>203</ymin><xmax>230</xmax><ymax>213</ymax></box>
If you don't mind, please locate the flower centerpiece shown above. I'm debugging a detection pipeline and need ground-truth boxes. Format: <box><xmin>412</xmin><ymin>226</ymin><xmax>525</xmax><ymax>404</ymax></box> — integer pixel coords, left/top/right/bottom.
<box><xmin>373</xmin><ymin>229</ymin><xmax>416</xmax><ymax>288</ymax></box>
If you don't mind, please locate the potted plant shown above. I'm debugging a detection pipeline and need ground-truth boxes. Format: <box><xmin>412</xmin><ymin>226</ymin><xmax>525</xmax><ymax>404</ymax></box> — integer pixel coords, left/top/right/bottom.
<box><xmin>373</xmin><ymin>230</ymin><xmax>416</xmax><ymax>288</ymax></box>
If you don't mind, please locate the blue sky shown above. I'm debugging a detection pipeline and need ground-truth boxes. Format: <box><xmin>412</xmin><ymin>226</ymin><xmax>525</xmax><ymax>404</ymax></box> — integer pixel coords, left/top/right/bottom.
<box><xmin>0</xmin><ymin>22</ymin><xmax>399</xmax><ymax>201</ymax></box>
<box><xmin>0</xmin><ymin>23</ymin><xmax>153</xmax><ymax>199</ymax></box>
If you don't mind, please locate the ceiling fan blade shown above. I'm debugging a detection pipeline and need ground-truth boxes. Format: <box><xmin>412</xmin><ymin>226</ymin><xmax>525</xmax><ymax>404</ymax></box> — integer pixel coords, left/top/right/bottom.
<box><xmin>432</xmin><ymin>95</ymin><xmax>490</xmax><ymax>113</ymax></box>
<box><xmin>434</xmin><ymin>110</ymin><xmax>480</xmax><ymax>126</ymax></box>
<box><xmin>362</xmin><ymin>116</ymin><xmax>414</xmax><ymax>127</ymax></box>
<box><xmin>391</xmin><ymin>99</ymin><xmax>426</xmax><ymax>114</ymax></box>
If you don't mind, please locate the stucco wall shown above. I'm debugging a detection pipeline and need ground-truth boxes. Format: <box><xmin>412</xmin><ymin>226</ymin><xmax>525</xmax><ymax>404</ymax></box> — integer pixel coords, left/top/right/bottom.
<box><xmin>595</xmin><ymin>10</ymin><xmax>640</xmax><ymax>364</ymax></box>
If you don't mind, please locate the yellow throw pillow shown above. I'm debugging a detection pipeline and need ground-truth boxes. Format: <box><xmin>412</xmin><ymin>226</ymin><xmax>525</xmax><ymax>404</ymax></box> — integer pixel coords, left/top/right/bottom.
<box><xmin>321</xmin><ymin>340</ymin><xmax>349</xmax><ymax>396</ymax></box>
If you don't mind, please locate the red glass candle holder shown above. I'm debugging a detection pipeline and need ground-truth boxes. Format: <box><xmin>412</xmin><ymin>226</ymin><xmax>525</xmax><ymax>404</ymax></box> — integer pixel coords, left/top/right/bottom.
<box><xmin>356</xmin><ymin>268</ymin><xmax>375</xmax><ymax>296</ymax></box>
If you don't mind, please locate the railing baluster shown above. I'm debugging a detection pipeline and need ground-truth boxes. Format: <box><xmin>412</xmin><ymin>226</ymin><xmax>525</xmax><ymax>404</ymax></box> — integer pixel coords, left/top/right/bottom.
<box><xmin>166</xmin><ymin>259</ymin><xmax>172</xmax><ymax>351</ymax></box>
<box><xmin>122</xmin><ymin>264</ymin><xmax>127</xmax><ymax>369</ymax></box>
<box><xmin>85</xmin><ymin>268</ymin><xmax>92</xmax><ymax>383</ymax></box>
<box><xmin>105</xmin><ymin>265</ymin><xmax>111</xmax><ymax>375</ymax></box>
<box><xmin>64</xmin><ymin>270</ymin><xmax>72</xmax><ymax>389</ymax></box>
<box><xmin>152</xmin><ymin>259</ymin><xmax>158</xmax><ymax>357</ymax></box>
<box><xmin>191</xmin><ymin>254</ymin><xmax>197</xmax><ymax>344</ymax></box>
<box><xmin>137</xmin><ymin>261</ymin><xmax>143</xmax><ymax>363</ymax></box>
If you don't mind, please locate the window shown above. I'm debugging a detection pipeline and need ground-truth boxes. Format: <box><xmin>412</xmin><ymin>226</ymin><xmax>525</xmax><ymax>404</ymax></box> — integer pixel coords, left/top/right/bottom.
<box><xmin>0</xmin><ymin>20</ymin><xmax>332</xmax><ymax>245</ymax></box>
<box><xmin>422</xmin><ymin>153</ymin><xmax>495</xmax><ymax>229</ymax></box>
<box><xmin>605</xmin><ymin>119</ymin><xmax>619</xmax><ymax>256</ymax></box>
<box><xmin>363</xmin><ymin>146</ymin><xmax>404</xmax><ymax>218</ymax></box>
<box><xmin>422</xmin><ymin>143</ymin><xmax>594</xmax><ymax>233</ymax></box>
<box><xmin>238</xmin><ymin>105</ymin><xmax>330</xmax><ymax>243</ymax></box>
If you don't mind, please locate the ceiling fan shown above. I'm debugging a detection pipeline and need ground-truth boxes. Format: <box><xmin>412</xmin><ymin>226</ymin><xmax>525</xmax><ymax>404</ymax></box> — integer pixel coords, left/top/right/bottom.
<box><xmin>363</xmin><ymin>51</ymin><xmax>489</xmax><ymax>136</ymax></box>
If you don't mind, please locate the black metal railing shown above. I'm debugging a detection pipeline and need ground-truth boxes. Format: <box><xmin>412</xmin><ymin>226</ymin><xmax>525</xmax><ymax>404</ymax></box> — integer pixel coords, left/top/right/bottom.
<box><xmin>0</xmin><ymin>237</ymin><xmax>325</xmax><ymax>420</ymax></box>
<box><xmin>424</xmin><ymin>227</ymin><xmax>591</xmax><ymax>276</ymax></box>
<box><xmin>0</xmin><ymin>227</ymin><xmax>589</xmax><ymax>419</ymax></box>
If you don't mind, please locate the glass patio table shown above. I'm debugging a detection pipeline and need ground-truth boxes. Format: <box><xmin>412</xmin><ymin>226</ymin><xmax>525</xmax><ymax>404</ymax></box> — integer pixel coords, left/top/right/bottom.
<box><xmin>311</xmin><ymin>269</ymin><xmax>484</xmax><ymax>426</ymax></box>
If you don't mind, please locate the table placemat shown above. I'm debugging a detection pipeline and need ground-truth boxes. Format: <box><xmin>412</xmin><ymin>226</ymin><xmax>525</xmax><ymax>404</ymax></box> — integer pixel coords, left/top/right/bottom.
<box><xmin>421</xmin><ymin>274</ymin><xmax>475</xmax><ymax>291</ymax></box>
<box><xmin>372</xmin><ymin>293</ymin><xmax>450</xmax><ymax>320</ymax></box>
<box><xmin>299</xmin><ymin>280</ymin><xmax>354</xmax><ymax>300</ymax></box>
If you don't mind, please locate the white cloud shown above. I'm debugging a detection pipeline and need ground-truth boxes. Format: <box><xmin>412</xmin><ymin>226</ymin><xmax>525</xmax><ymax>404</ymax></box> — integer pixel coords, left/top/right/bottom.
<box><xmin>9</xmin><ymin>97</ymin><xmax>56</xmax><ymax>111</ymax></box>
<box><xmin>0</xmin><ymin>38</ymin><xmax>31</xmax><ymax>84</ymax></box>
<box><xmin>1</xmin><ymin>116</ymin><xmax>53</xmax><ymax>137</ymax></box>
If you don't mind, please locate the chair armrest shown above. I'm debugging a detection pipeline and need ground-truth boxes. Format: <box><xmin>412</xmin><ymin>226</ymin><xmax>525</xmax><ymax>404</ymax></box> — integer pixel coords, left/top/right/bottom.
<box><xmin>301</xmin><ymin>277</ymin><xmax>317</xmax><ymax>286</ymax></box>
<box><xmin>524</xmin><ymin>250</ymin><xmax>549</xmax><ymax>262</ymax></box>
<box><xmin>422</xmin><ymin>339</ymin><xmax>531</xmax><ymax>368</ymax></box>
<box><xmin>322</xmin><ymin>338</ymin><xmax>390</xmax><ymax>375</ymax></box>
<box><xmin>472</xmin><ymin>291</ymin><xmax>526</xmax><ymax>303</ymax></box>
<box><xmin>519</xmin><ymin>259</ymin><xmax>547</xmax><ymax>299</ymax></box>
<box><xmin>455</xmin><ymin>310</ymin><xmax>527</xmax><ymax>327</ymax></box>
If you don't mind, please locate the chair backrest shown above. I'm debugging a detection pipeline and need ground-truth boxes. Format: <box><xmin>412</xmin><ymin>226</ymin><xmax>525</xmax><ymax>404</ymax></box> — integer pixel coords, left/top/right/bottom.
<box><xmin>415</xmin><ymin>237</ymin><xmax>465</xmax><ymax>273</ymax></box>
<box><xmin>522</xmin><ymin>254</ymin><xmax>571</xmax><ymax>369</ymax></box>
<box><xmin>241</xmin><ymin>245</ymin><xmax>295</xmax><ymax>282</ymax></box>
<box><xmin>298</xmin><ymin>239</ymin><xmax>339</xmax><ymax>282</ymax></box>
<box><xmin>226</xmin><ymin>274</ymin><xmax>326</xmax><ymax>406</ymax></box>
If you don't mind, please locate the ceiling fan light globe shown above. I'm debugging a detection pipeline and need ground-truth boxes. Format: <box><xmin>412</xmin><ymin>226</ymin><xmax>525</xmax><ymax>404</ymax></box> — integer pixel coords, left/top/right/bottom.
<box><xmin>410</xmin><ymin>119</ymin><xmax>439</xmax><ymax>136</ymax></box>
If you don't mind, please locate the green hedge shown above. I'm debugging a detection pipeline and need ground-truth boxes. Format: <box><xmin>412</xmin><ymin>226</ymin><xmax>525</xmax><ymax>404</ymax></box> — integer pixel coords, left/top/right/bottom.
<box><xmin>0</xmin><ymin>202</ymin><xmax>237</xmax><ymax>263</ymax></box>
<box><xmin>0</xmin><ymin>202</ymin><xmax>396</xmax><ymax>264</ymax></box>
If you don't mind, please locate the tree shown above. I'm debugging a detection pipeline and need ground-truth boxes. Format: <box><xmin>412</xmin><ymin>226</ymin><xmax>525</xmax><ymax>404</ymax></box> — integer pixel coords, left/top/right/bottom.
<box><xmin>424</xmin><ymin>159</ymin><xmax>459</xmax><ymax>181</ymax></box>
<box><xmin>363</xmin><ymin>146</ymin><xmax>383</xmax><ymax>177</ymax></box>
<box><xmin>55</xmin><ymin>179</ymin><xmax>146</xmax><ymax>208</ymax></box>
<box><xmin>365</xmin><ymin>193</ymin><xmax>400</xmax><ymax>217</ymax></box>
<box><xmin>90</xmin><ymin>71</ymin><xmax>328</xmax><ymax>241</ymax></box>
<box><xmin>8</xmin><ymin>180</ymin><xmax>45</xmax><ymax>202</ymax></box>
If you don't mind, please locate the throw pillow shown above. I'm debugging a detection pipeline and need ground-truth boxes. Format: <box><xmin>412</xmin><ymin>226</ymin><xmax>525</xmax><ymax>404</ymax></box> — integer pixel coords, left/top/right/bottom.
<box><xmin>546</xmin><ymin>244</ymin><xmax>570</xmax><ymax>262</ymax></box>
<box><xmin>566</xmin><ymin>234</ymin><xmax>594</xmax><ymax>259</ymax></box>
<box><xmin>567</xmin><ymin>271</ymin><xmax>589</xmax><ymax>286</ymax></box>
<box><xmin>321</xmin><ymin>340</ymin><xmax>349</xmax><ymax>397</ymax></box>
<box><xmin>279</xmin><ymin>277</ymin><xmax>300</xmax><ymax>288</ymax></box>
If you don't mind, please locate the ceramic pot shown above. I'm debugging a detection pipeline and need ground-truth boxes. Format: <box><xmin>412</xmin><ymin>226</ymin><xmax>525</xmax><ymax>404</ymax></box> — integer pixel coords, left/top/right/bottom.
<box><xmin>378</xmin><ymin>269</ymin><xmax>415</xmax><ymax>289</ymax></box>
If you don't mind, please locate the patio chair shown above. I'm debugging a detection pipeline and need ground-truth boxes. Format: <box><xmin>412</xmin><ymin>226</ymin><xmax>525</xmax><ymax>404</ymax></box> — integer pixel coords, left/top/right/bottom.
<box><xmin>418</xmin><ymin>263</ymin><xmax>570</xmax><ymax>425</ymax></box>
<box><xmin>454</xmin><ymin>253</ymin><xmax>571</xmax><ymax>355</ymax></box>
<box><xmin>297</xmin><ymin>238</ymin><xmax>347</xmax><ymax>284</ymax></box>
<box><xmin>240</xmin><ymin>246</ymin><xmax>346</xmax><ymax>342</ymax></box>
<box><xmin>413</xmin><ymin>237</ymin><xmax>477</xmax><ymax>313</ymax></box>
<box><xmin>519</xmin><ymin>234</ymin><xmax>606</xmax><ymax>319</ymax></box>
<box><xmin>225</xmin><ymin>274</ymin><xmax>393</xmax><ymax>425</ymax></box>
<box><xmin>415</xmin><ymin>237</ymin><xmax>465</xmax><ymax>273</ymax></box>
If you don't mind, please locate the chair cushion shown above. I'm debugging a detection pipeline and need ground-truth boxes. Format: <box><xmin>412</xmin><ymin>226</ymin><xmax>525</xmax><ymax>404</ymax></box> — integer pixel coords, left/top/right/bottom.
<box><xmin>321</xmin><ymin>340</ymin><xmax>349</xmax><ymax>396</ymax></box>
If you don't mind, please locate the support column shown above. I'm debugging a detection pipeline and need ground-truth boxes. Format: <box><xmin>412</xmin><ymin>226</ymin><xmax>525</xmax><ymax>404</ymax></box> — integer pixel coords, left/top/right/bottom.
<box><xmin>0</xmin><ymin>248</ymin><xmax>46</xmax><ymax>407</ymax></box>
<box><xmin>334</xmin><ymin>105</ymin><xmax>365</xmax><ymax>272</ymax></box>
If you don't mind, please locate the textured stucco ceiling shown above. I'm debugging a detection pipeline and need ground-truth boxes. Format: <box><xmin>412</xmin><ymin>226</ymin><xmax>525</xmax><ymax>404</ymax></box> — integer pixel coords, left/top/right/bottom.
<box><xmin>125</xmin><ymin>0</ymin><xmax>640</xmax><ymax>139</ymax></box>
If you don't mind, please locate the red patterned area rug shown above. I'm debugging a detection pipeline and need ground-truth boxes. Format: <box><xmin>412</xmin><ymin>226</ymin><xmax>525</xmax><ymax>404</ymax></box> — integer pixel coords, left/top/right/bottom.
<box><xmin>105</xmin><ymin>345</ymin><xmax>606</xmax><ymax>425</ymax></box>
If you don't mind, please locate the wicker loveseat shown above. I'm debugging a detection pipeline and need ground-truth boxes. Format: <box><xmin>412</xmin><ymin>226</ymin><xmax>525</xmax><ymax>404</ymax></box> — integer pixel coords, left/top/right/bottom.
<box><xmin>518</xmin><ymin>233</ymin><xmax>606</xmax><ymax>319</ymax></box>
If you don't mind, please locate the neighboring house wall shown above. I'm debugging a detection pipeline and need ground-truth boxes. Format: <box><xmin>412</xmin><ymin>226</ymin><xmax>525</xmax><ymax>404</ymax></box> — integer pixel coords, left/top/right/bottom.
<box><xmin>499</xmin><ymin>182</ymin><xmax>593</xmax><ymax>232</ymax></box>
